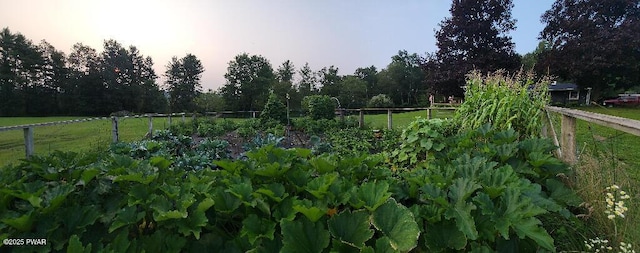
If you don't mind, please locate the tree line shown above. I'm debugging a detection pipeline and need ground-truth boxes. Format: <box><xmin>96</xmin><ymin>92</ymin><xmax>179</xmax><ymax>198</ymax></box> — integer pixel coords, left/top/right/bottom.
<box><xmin>1</xmin><ymin>0</ymin><xmax>638</xmax><ymax>116</ymax></box>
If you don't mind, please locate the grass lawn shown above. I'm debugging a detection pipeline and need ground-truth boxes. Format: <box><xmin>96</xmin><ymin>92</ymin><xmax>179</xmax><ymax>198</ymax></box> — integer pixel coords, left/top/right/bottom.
<box><xmin>0</xmin><ymin>116</ymin><xmax>183</xmax><ymax>167</ymax></box>
<box><xmin>360</xmin><ymin>108</ymin><xmax>456</xmax><ymax>130</ymax></box>
<box><xmin>546</xmin><ymin>106</ymin><xmax>640</xmax><ymax>180</ymax></box>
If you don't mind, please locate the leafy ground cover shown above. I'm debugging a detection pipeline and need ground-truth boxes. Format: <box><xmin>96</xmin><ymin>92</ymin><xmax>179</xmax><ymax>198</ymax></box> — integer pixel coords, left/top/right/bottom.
<box><xmin>0</xmin><ymin>110</ymin><xmax>451</xmax><ymax>167</ymax></box>
<box><xmin>0</xmin><ymin>116</ymin><xmax>584</xmax><ymax>252</ymax></box>
<box><xmin>1</xmin><ymin>104</ymin><xmax>638</xmax><ymax>251</ymax></box>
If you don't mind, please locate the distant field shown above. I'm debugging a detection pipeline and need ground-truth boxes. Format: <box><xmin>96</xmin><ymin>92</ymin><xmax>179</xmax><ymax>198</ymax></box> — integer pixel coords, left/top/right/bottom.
<box><xmin>0</xmin><ymin>116</ymin><xmax>182</xmax><ymax>167</ymax></box>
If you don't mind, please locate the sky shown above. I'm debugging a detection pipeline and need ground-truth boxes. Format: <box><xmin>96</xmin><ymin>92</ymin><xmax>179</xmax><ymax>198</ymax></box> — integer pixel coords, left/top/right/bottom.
<box><xmin>0</xmin><ymin>0</ymin><xmax>555</xmax><ymax>91</ymax></box>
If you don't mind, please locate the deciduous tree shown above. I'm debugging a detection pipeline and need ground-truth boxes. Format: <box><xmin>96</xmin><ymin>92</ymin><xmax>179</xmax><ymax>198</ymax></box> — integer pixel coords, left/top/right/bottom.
<box><xmin>429</xmin><ymin>0</ymin><xmax>520</xmax><ymax>97</ymax></box>
<box><xmin>377</xmin><ymin>50</ymin><xmax>425</xmax><ymax>106</ymax></box>
<box><xmin>539</xmin><ymin>0</ymin><xmax>640</xmax><ymax>98</ymax></box>
<box><xmin>165</xmin><ymin>54</ymin><xmax>204</xmax><ymax>112</ymax></box>
<box><xmin>221</xmin><ymin>53</ymin><xmax>275</xmax><ymax>111</ymax></box>
<box><xmin>354</xmin><ymin>65</ymin><xmax>378</xmax><ymax>100</ymax></box>
<box><xmin>297</xmin><ymin>62</ymin><xmax>317</xmax><ymax>98</ymax></box>
<box><xmin>318</xmin><ymin>65</ymin><xmax>341</xmax><ymax>98</ymax></box>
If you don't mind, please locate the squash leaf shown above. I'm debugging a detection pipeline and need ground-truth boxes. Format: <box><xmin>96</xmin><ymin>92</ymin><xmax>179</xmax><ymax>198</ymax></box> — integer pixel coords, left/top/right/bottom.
<box><xmin>371</xmin><ymin>198</ymin><xmax>420</xmax><ymax>252</ymax></box>
<box><xmin>327</xmin><ymin>209</ymin><xmax>374</xmax><ymax>249</ymax></box>
<box><xmin>281</xmin><ymin>218</ymin><xmax>330</xmax><ymax>253</ymax></box>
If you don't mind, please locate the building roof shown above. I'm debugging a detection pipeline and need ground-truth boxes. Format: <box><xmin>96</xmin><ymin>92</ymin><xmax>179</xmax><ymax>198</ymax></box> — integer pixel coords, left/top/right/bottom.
<box><xmin>548</xmin><ymin>82</ymin><xmax>579</xmax><ymax>91</ymax></box>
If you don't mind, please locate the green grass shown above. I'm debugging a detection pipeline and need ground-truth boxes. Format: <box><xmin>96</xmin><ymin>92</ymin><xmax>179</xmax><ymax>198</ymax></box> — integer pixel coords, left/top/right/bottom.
<box><xmin>0</xmin><ymin>116</ymin><xmax>185</xmax><ymax>167</ymax></box>
<box><xmin>546</xmin><ymin>107</ymin><xmax>640</xmax><ymax>180</ymax></box>
<box><xmin>360</xmin><ymin>109</ymin><xmax>456</xmax><ymax>130</ymax></box>
<box><xmin>546</xmin><ymin>106</ymin><xmax>640</xmax><ymax>247</ymax></box>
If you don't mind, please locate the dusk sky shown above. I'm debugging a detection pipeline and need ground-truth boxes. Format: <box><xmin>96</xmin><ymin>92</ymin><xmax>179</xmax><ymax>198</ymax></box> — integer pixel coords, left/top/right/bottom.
<box><xmin>1</xmin><ymin>0</ymin><xmax>554</xmax><ymax>91</ymax></box>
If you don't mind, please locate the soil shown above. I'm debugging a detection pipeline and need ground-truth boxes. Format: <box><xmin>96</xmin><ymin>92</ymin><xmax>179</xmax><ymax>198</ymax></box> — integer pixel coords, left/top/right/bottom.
<box><xmin>194</xmin><ymin>129</ymin><xmax>316</xmax><ymax>158</ymax></box>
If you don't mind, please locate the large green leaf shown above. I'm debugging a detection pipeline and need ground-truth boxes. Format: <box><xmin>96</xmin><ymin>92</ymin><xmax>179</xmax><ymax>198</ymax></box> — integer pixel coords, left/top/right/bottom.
<box><xmin>150</xmin><ymin>156</ymin><xmax>172</xmax><ymax>170</ymax></box>
<box><xmin>293</xmin><ymin>202</ymin><xmax>325</xmax><ymax>222</ymax></box>
<box><xmin>306</xmin><ymin>173</ymin><xmax>338</xmax><ymax>199</ymax></box>
<box><xmin>67</xmin><ymin>234</ymin><xmax>92</xmax><ymax>253</ymax></box>
<box><xmin>41</xmin><ymin>184</ymin><xmax>75</xmax><ymax>214</ymax></box>
<box><xmin>227</xmin><ymin>182</ymin><xmax>254</xmax><ymax>206</ymax></box>
<box><xmin>546</xmin><ymin>179</ymin><xmax>582</xmax><ymax>207</ymax></box>
<box><xmin>423</xmin><ymin>220</ymin><xmax>467</xmax><ymax>251</ymax></box>
<box><xmin>374</xmin><ymin>237</ymin><xmax>400</xmax><ymax>253</ymax></box>
<box><xmin>327</xmin><ymin>210</ymin><xmax>374</xmax><ymax>249</ymax></box>
<box><xmin>310</xmin><ymin>156</ymin><xmax>337</xmax><ymax>174</ymax></box>
<box><xmin>109</xmin><ymin>206</ymin><xmax>144</xmax><ymax>233</ymax></box>
<box><xmin>351</xmin><ymin>181</ymin><xmax>391</xmax><ymax>211</ymax></box>
<box><xmin>0</xmin><ymin>188</ymin><xmax>43</xmax><ymax>208</ymax></box>
<box><xmin>79</xmin><ymin>168</ymin><xmax>100</xmax><ymax>185</ymax></box>
<box><xmin>478</xmin><ymin>165</ymin><xmax>515</xmax><ymax>198</ymax></box>
<box><xmin>1</xmin><ymin>211</ymin><xmax>35</xmax><ymax>232</ymax></box>
<box><xmin>113</xmin><ymin>172</ymin><xmax>157</xmax><ymax>185</ymax></box>
<box><xmin>511</xmin><ymin>217</ymin><xmax>555</xmax><ymax>251</ymax></box>
<box><xmin>212</xmin><ymin>187</ymin><xmax>241</xmax><ymax>213</ymax></box>
<box><xmin>176</xmin><ymin>198</ymin><xmax>215</xmax><ymax>239</ymax></box>
<box><xmin>255</xmin><ymin>183</ymin><xmax>288</xmax><ymax>203</ymax></box>
<box><xmin>281</xmin><ymin>218</ymin><xmax>330</xmax><ymax>253</ymax></box>
<box><xmin>241</xmin><ymin>214</ymin><xmax>276</xmax><ymax>244</ymax></box>
<box><xmin>445</xmin><ymin>178</ymin><xmax>480</xmax><ymax>240</ymax></box>
<box><xmin>61</xmin><ymin>205</ymin><xmax>101</xmax><ymax>234</ymax></box>
<box><xmin>371</xmin><ymin>199</ymin><xmax>420</xmax><ymax>252</ymax></box>
<box><xmin>254</xmin><ymin>162</ymin><xmax>291</xmax><ymax>177</ymax></box>
<box><xmin>444</xmin><ymin>202</ymin><xmax>478</xmax><ymax>241</ymax></box>
<box><xmin>448</xmin><ymin>178</ymin><xmax>481</xmax><ymax>205</ymax></box>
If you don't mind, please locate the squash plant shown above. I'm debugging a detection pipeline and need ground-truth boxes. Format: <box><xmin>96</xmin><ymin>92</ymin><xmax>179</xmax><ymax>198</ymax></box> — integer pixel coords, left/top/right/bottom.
<box><xmin>390</xmin><ymin>122</ymin><xmax>582</xmax><ymax>252</ymax></box>
<box><xmin>0</xmin><ymin>144</ymin><xmax>420</xmax><ymax>252</ymax></box>
<box><xmin>0</xmin><ymin>121</ymin><xmax>582</xmax><ymax>252</ymax></box>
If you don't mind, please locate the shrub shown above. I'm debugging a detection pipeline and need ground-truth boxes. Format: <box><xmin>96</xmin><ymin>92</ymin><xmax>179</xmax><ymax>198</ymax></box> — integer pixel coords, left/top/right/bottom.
<box><xmin>367</xmin><ymin>94</ymin><xmax>394</xmax><ymax>108</ymax></box>
<box><xmin>302</xmin><ymin>95</ymin><xmax>336</xmax><ymax>120</ymax></box>
<box><xmin>260</xmin><ymin>92</ymin><xmax>287</xmax><ymax>124</ymax></box>
<box><xmin>454</xmin><ymin>70</ymin><xmax>550</xmax><ymax>138</ymax></box>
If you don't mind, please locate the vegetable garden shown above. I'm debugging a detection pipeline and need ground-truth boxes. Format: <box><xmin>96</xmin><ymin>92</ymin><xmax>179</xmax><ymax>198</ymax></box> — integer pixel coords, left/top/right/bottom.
<box><xmin>0</xmin><ymin>72</ymin><xmax>637</xmax><ymax>252</ymax></box>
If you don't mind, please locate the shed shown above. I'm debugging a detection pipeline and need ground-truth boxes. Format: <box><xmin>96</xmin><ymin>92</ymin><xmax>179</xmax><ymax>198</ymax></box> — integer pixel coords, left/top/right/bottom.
<box><xmin>548</xmin><ymin>82</ymin><xmax>592</xmax><ymax>106</ymax></box>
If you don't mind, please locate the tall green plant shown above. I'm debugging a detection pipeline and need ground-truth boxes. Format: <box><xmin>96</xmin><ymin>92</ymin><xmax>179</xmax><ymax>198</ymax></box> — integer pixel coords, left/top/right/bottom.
<box><xmin>302</xmin><ymin>95</ymin><xmax>336</xmax><ymax>120</ymax></box>
<box><xmin>260</xmin><ymin>92</ymin><xmax>287</xmax><ymax>124</ymax></box>
<box><xmin>454</xmin><ymin>70</ymin><xmax>550</xmax><ymax>138</ymax></box>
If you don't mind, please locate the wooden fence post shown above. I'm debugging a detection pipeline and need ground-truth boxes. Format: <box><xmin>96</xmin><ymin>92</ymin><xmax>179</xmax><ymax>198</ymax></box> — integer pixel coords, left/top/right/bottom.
<box><xmin>182</xmin><ymin>113</ymin><xmax>186</xmax><ymax>123</ymax></box>
<box><xmin>24</xmin><ymin>127</ymin><xmax>34</xmax><ymax>158</ymax></box>
<box><xmin>427</xmin><ymin>108</ymin><xmax>432</xmax><ymax>119</ymax></box>
<box><xmin>387</xmin><ymin>109</ymin><xmax>393</xmax><ymax>130</ymax></box>
<box><xmin>148</xmin><ymin>115</ymin><xmax>153</xmax><ymax>135</ymax></box>
<box><xmin>359</xmin><ymin>110</ymin><xmax>364</xmax><ymax>128</ymax></box>
<box><xmin>112</xmin><ymin>117</ymin><xmax>119</xmax><ymax>143</ymax></box>
<box><xmin>560</xmin><ymin>115</ymin><xmax>577</xmax><ymax>164</ymax></box>
<box><xmin>168</xmin><ymin>115</ymin><xmax>172</xmax><ymax>127</ymax></box>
